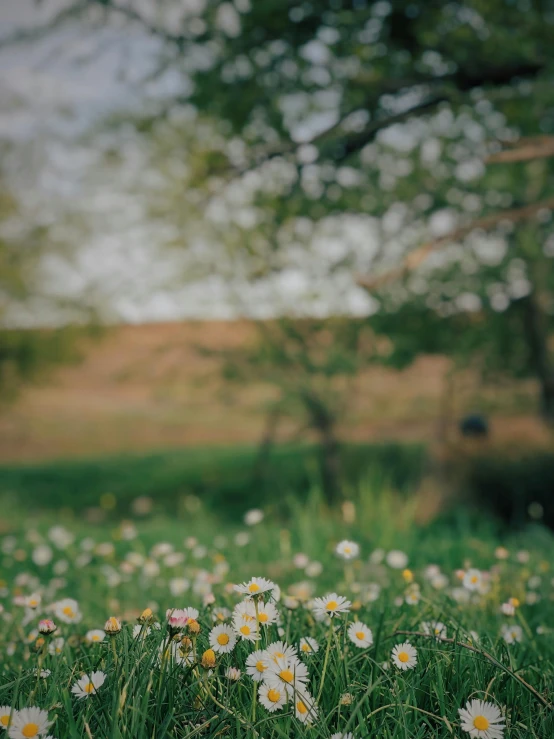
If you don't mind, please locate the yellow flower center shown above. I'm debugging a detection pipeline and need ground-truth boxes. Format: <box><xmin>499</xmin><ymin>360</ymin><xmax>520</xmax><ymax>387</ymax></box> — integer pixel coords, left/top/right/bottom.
<box><xmin>344</xmin><ymin>547</ymin><xmax>351</xmax><ymax>554</ymax></box>
<box><xmin>84</xmin><ymin>682</ymin><xmax>95</xmax><ymax>693</ymax></box>
<box><xmin>240</xmin><ymin>625</ymin><xmax>251</xmax><ymax>635</ymax></box>
<box><xmin>279</xmin><ymin>669</ymin><xmax>294</xmax><ymax>683</ymax></box>
<box><xmin>22</xmin><ymin>723</ymin><xmax>39</xmax><ymax>738</ymax></box>
<box><xmin>217</xmin><ymin>633</ymin><xmax>230</xmax><ymax>645</ymax></box>
<box><xmin>255</xmin><ymin>660</ymin><xmax>266</xmax><ymax>672</ymax></box>
<box><xmin>0</xmin><ymin>715</ymin><xmax>9</xmax><ymax>727</ymax></box>
<box><xmin>398</xmin><ymin>651</ymin><xmax>410</xmax><ymax>663</ymax></box>
<box><xmin>248</xmin><ymin>583</ymin><xmax>260</xmax><ymax>593</ymax></box>
<box><xmin>274</xmin><ymin>651</ymin><xmax>284</xmax><ymax>658</ymax></box>
<box><xmin>301</xmin><ymin>643</ymin><xmax>311</xmax><ymax>652</ymax></box>
<box><xmin>267</xmin><ymin>689</ymin><xmax>281</xmax><ymax>703</ymax></box>
<box><xmin>297</xmin><ymin>700</ymin><xmax>308</xmax><ymax>714</ymax></box>
<box><xmin>326</xmin><ymin>600</ymin><xmax>338</xmax><ymax>611</ymax></box>
<box><xmin>471</xmin><ymin>576</ymin><xmax>478</xmax><ymax>584</ymax></box>
<box><xmin>258</xmin><ymin>613</ymin><xmax>268</xmax><ymax>623</ymax></box>
<box><xmin>63</xmin><ymin>606</ymin><xmax>74</xmax><ymax>617</ymax></box>
<box><xmin>356</xmin><ymin>631</ymin><xmax>366</xmax><ymax>640</ymax></box>
<box><xmin>473</xmin><ymin>716</ymin><xmax>489</xmax><ymax>731</ymax></box>
<box><xmin>92</xmin><ymin>635</ymin><xmax>100</xmax><ymax>641</ymax></box>
<box><xmin>29</xmin><ymin>599</ymin><xmax>38</xmax><ymax>607</ymax></box>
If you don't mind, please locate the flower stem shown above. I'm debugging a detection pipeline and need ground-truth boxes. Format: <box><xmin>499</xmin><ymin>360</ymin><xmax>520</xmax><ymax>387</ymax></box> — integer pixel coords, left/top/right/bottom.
<box><xmin>317</xmin><ymin>619</ymin><xmax>334</xmax><ymax>703</ymax></box>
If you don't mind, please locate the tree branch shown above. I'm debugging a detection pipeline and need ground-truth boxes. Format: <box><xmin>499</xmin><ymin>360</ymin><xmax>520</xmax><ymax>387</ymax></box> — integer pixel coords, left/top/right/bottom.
<box><xmin>357</xmin><ymin>196</ymin><xmax>554</xmax><ymax>291</ymax></box>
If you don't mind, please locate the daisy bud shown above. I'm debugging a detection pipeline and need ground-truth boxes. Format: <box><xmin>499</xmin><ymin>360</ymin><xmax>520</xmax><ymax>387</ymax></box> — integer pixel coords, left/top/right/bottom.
<box><xmin>166</xmin><ymin>609</ymin><xmax>188</xmax><ymax>632</ymax></box>
<box><xmin>402</xmin><ymin>569</ymin><xmax>414</xmax><ymax>583</ymax></box>
<box><xmin>187</xmin><ymin>619</ymin><xmax>201</xmax><ymax>635</ymax></box>
<box><xmin>340</xmin><ymin>692</ymin><xmax>354</xmax><ymax>706</ymax></box>
<box><xmin>138</xmin><ymin>608</ymin><xmax>153</xmax><ymax>624</ymax></box>
<box><xmin>509</xmin><ymin>597</ymin><xmax>520</xmax><ymax>608</ymax></box>
<box><xmin>104</xmin><ymin>616</ymin><xmax>122</xmax><ymax>634</ymax></box>
<box><xmin>35</xmin><ymin>637</ymin><xmax>45</xmax><ymax>649</ymax></box>
<box><xmin>38</xmin><ymin>619</ymin><xmax>57</xmax><ymax>635</ymax></box>
<box><xmin>180</xmin><ymin>636</ymin><xmax>193</xmax><ymax>651</ymax></box>
<box><xmin>201</xmin><ymin>648</ymin><xmax>216</xmax><ymax>669</ymax></box>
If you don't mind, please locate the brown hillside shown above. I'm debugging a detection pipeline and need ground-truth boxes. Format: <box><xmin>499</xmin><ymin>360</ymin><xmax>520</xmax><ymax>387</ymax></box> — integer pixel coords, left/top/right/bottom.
<box><xmin>0</xmin><ymin>320</ymin><xmax>546</xmax><ymax>462</ymax></box>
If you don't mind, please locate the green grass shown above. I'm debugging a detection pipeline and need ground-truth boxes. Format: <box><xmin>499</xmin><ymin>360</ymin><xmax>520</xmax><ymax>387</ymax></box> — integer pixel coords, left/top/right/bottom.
<box><xmin>0</xmin><ymin>442</ymin><xmax>426</xmax><ymax>520</ymax></box>
<box><xmin>1</xmin><ymin>479</ymin><xmax>553</xmax><ymax>738</ymax></box>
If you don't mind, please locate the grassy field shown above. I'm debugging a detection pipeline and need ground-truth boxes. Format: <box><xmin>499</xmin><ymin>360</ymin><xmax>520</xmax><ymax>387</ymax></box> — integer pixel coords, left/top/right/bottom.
<box><xmin>1</xmin><ymin>476</ymin><xmax>553</xmax><ymax>738</ymax></box>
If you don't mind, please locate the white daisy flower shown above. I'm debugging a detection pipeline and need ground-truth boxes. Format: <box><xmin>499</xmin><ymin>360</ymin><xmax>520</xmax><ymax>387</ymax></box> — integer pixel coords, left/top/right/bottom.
<box><xmin>256</xmin><ymin>602</ymin><xmax>278</xmax><ymax>626</ymax></box>
<box><xmin>53</xmin><ymin>599</ymin><xmax>81</xmax><ymax>624</ymax></box>
<box><xmin>39</xmin><ymin>670</ymin><xmax>50</xmax><ymax>679</ymax></box>
<box><xmin>335</xmin><ymin>540</ymin><xmax>360</xmax><ymax>560</ymax></box>
<box><xmin>244</xmin><ymin>509</ymin><xmax>264</xmax><ymax>526</ymax></box>
<box><xmin>347</xmin><ymin>621</ymin><xmax>373</xmax><ymax>648</ymax></box>
<box><xmin>299</xmin><ymin>637</ymin><xmax>319</xmax><ymax>656</ymax></box>
<box><xmin>265</xmin><ymin>655</ymin><xmax>309</xmax><ymax>696</ymax></box>
<box><xmin>245</xmin><ymin>650</ymin><xmax>269</xmax><ymax>681</ymax></box>
<box><xmin>85</xmin><ymin>630</ymin><xmax>105</xmax><ymax>644</ymax></box>
<box><xmin>265</xmin><ymin>640</ymin><xmax>298</xmax><ymax>663</ymax></box>
<box><xmin>258</xmin><ymin>683</ymin><xmax>286</xmax><ymax>713</ymax></box>
<box><xmin>7</xmin><ymin>707</ymin><xmax>51</xmax><ymax>738</ymax></box>
<box><xmin>232</xmin><ymin>618</ymin><xmax>258</xmax><ymax>642</ymax></box>
<box><xmin>405</xmin><ymin>589</ymin><xmax>421</xmax><ymax>605</ymax></box>
<box><xmin>421</xmin><ymin>621</ymin><xmax>447</xmax><ymax>639</ymax></box>
<box><xmin>391</xmin><ymin>642</ymin><xmax>418</xmax><ymax>670</ymax></box>
<box><xmin>463</xmin><ymin>569</ymin><xmax>483</xmax><ymax>591</ymax></box>
<box><xmin>293</xmin><ymin>690</ymin><xmax>318</xmax><ymax>723</ymax></box>
<box><xmin>132</xmin><ymin>624</ymin><xmax>151</xmax><ymax>639</ymax></box>
<box><xmin>312</xmin><ymin>593</ymin><xmax>351</xmax><ymax>619</ymax></box>
<box><xmin>209</xmin><ymin>624</ymin><xmax>237</xmax><ymax>653</ymax></box>
<box><xmin>501</xmin><ymin>624</ymin><xmax>523</xmax><ymax>644</ymax></box>
<box><xmin>48</xmin><ymin>638</ymin><xmax>64</xmax><ymax>656</ymax></box>
<box><xmin>386</xmin><ymin>550</ymin><xmax>408</xmax><ymax>569</ymax></box>
<box><xmin>459</xmin><ymin>698</ymin><xmax>505</xmax><ymax>738</ymax></box>
<box><xmin>330</xmin><ymin>733</ymin><xmax>354</xmax><ymax>739</ymax></box>
<box><xmin>182</xmin><ymin>607</ymin><xmax>199</xmax><ymax>621</ymax></box>
<box><xmin>234</xmin><ymin>577</ymin><xmax>275</xmax><ymax>598</ymax></box>
<box><xmin>0</xmin><ymin>706</ymin><xmax>14</xmax><ymax>731</ymax></box>
<box><xmin>71</xmin><ymin>671</ymin><xmax>106</xmax><ymax>699</ymax></box>
<box><xmin>212</xmin><ymin>607</ymin><xmax>232</xmax><ymax>623</ymax></box>
<box><xmin>24</xmin><ymin>594</ymin><xmax>41</xmax><ymax>610</ymax></box>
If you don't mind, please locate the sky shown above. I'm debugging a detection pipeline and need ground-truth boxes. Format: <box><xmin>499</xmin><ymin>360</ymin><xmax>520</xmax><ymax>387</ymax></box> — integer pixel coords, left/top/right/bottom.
<box><xmin>0</xmin><ymin>0</ymin><xmax>379</xmax><ymax>326</ymax></box>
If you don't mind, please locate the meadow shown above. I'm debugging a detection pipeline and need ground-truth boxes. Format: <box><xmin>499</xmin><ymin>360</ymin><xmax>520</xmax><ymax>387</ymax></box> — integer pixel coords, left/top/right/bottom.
<box><xmin>1</xmin><ymin>469</ymin><xmax>553</xmax><ymax>739</ymax></box>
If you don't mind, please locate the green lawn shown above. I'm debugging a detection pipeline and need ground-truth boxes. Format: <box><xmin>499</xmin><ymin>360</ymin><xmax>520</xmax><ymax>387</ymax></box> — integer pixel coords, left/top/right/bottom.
<box><xmin>1</xmin><ymin>476</ymin><xmax>553</xmax><ymax>738</ymax></box>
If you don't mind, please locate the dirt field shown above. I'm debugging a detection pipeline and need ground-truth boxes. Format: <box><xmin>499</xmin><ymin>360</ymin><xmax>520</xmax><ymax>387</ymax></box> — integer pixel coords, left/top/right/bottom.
<box><xmin>0</xmin><ymin>320</ymin><xmax>548</xmax><ymax>462</ymax></box>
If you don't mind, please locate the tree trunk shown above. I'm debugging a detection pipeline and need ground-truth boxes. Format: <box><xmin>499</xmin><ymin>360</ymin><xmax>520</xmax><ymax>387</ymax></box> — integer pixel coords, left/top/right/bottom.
<box><xmin>521</xmin><ymin>292</ymin><xmax>554</xmax><ymax>424</ymax></box>
<box><xmin>300</xmin><ymin>389</ymin><xmax>341</xmax><ymax>505</ymax></box>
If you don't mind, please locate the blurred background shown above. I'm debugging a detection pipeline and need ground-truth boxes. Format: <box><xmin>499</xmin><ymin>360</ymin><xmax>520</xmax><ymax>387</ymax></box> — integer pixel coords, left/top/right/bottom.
<box><xmin>1</xmin><ymin>0</ymin><xmax>554</xmax><ymax>530</ymax></box>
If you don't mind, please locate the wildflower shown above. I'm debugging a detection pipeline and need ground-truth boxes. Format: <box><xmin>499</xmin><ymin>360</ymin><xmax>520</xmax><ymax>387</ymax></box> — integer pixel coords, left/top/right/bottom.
<box><xmin>166</xmin><ymin>609</ymin><xmax>188</xmax><ymax>631</ymax></box>
<box><xmin>7</xmin><ymin>707</ymin><xmax>51</xmax><ymax>738</ymax></box>
<box><xmin>386</xmin><ymin>550</ymin><xmax>408</xmax><ymax>569</ymax></box>
<box><xmin>421</xmin><ymin>621</ymin><xmax>447</xmax><ymax>639</ymax></box>
<box><xmin>209</xmin><ymin>624</ymin><xmax>237</xmax><ymax>654</ymax></box>
<box><xmin>258</xmin><ymin>683</ymin><xmax>286</xmax><ymax>713</ymax></box>
<box><xmin>266</xmin><ymin>655</ymin><xmax>309</xmax><ymax>695</ymax></box>
<box><xmin>299</xmin><ymin>637</ymin><xmax>319</xmax><ymax>655</ymax></box>
<box><xmin>232</xmin><ymin>617</ymin><xmax>258</xmax><ymax>642</ymax></box>
<box><xmin>463</xmin><ymin>569</ymin><xmax>482</xmax><ymax>591</ymax></box>
<box><xmin>501</xmin><ymin>624</ymin><xmax>523</xmax><ymax>644</ymax></box>
<box><xmin>459</xmin><ymin>698</ymin><xmax>505</xmax><ymax>738</ymax></box>
<box><xmin>138</xmin><ymin>608</ymin><xmax>154</xmax><ymax>624</ymax></box>
<box><xmin>265</xmin><ymin>640</ymin><xmax>298</xmax><ymax>662</ymax></box>
<box><xmin>54</xmin><ymin>599</ymin><xmax>81</xmax><ymax>624</ymax></box>
<box><xmin>85</xmin><ymin>630</ymin><xmax>105</xmax><ymax>644</ymax></box>
<box><xmin>330</xmin><ymin>733</ymin><xmax>354</xmax><ymax>739</ymax></box>
<box><xmin>246</xmin><ymin>650</ymin><xmax>269</xmax><ymax>681</ymax></box>
<box><xmin>212</xmin><ymin>607</ymin><xmax>232</xmax><ymax>622</ymax></box>
<box><xmin>312</xmin><ymin>593</ymin><xmax>351</xmax><ymax>619</ymax></box>
<box><xmin>132</xmin><ymin>624</ymin><xmax>151</xmax><ymax>638</ymax></box>
<box><xmin>402</xmin><ymin>569</ymin><xmax>413</xmax><ymax>583</ymax></box>
<box><xmin>104</xmin><ymin>617</ymin><xmax>122</xmax><ymax>635</ymax></box>
<box><xmin>71</xmin><ymin>671</ymin><xmax>106</xmax><ymax>699</ymax></box>
<box><xmin>391</xmin><ymin>642</ymin><xmax>418</xmax><ymax>670</ymax></box>
<box><xmin>234</xmin><ymin>577</ymin><xmax>275</xmax><ymax>598</ymax></box>
<box><xmin>294</xmin><ymin>691</ymin><xmax>318</xmax><ymax>723</ymax></box>
<box><xmin>39</xmin><ymin>670</ymin><xmax>50</xmax><ymax>679</ymax></box>
<box><xmin>340</xmin><ymin>692</ymin><xmax>354</xmax><ymax>706</ymax></box>
<box><xmin>187</xmin><ymin>619</ymin><xmax>201</xmax><ymax>635</ymax></box>
<box><xmin>37</xmin><ymin>620</ymin><xmax>56</xmax><ymax>636</ymax></box>
<box><xmin>225</xmin><ymin>667</ymin><xmax>241</xmax><ymax>681</ymax></box>
<box><xmin>405</xmin><ymin>589</ymin><xmax>420</xmax><ymax>606</ymax></box>
<box><xmin>48</xmin><ymin>638</ymin><xmax>64</xmax><ymax>656</ymax></box>
<box><xmin>347</xmin><ymin>621</ymin><xmax>373</xmax><ymax>648</ymax></box>
<box><xmin>495</xmin><ymin>546</ymin><xmax>509</xmax><ymax>560</ymax></box>
<box><xmin>201</xmin><ymin>649</ymin><xmax>216</xmax><ymax>669</ymax></box>
<box><xmin>335</xmin><ymin>540</ymin><xmax>360</xmax><ymax>560</ymax></box>
<box><xmin>0</xmin><ymin>706</ymin><xmax>14</xmax><ymax>730</ymax></box>
<box><xmin>500</xmin><ymin>602</ymin><xmax>515</xmax><ymax>616</ymax></box>
<box><xmin>244</xmin><ymin>509</ymin><xmax>264</xmax><ymax>526</ymax></box>
<box><xmin>25</xmin><ymin>594</ymin><xmax>41</xmax><ymax>610</ymax></box>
